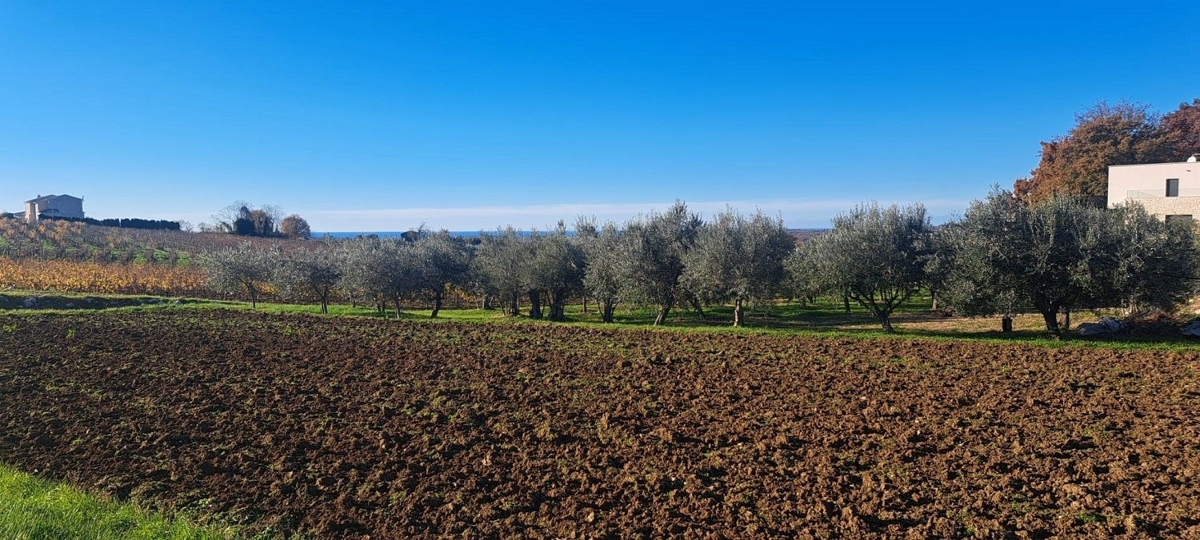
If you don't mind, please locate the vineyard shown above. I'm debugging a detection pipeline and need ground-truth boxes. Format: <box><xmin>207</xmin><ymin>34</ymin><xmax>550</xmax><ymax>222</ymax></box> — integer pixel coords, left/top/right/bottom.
<box><xmin>0</xmin><ymin>258</ymin><xmax>208</xmax><ymax>297</ymax></box>
<box><xmin>0</xmin><ymin>217</ymin><xmax>291</xmax><ymax>265</ymax></box>
<box><xmin>0</xmin><ymin>217</ymin><xmax>323</xmax><ymax>298</ymax></box>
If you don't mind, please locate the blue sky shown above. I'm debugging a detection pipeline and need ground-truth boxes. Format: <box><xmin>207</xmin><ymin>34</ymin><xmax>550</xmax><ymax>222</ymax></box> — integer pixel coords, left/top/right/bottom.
<box><xmin>2</xmin><ymin>1</ymin><xmax>1198</xmax><ymax>231</ymax></box>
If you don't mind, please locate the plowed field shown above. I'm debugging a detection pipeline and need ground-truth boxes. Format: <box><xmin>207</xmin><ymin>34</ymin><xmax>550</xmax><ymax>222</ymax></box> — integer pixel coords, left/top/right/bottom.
<box><xmin>2</xmin><ymin>310</ymin><xmax>1199</xmax><ymax>538</ymax></box>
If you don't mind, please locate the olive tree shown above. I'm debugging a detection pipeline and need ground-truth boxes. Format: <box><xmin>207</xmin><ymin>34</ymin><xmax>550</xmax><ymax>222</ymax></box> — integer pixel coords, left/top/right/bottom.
<box><xmin>339</xmin><ymin>237</ymin><xmax>414</xmax><ymax>319</ymax></box>
<box><xmin>681</xmin><ymin>209</ymin><xmax>795</xmax><ymax>326</ymax></box>
<box><xmin>1112</xmin><ymin>204</ymin><xmax>1198</xmax><ymax>313</ymax></box>
<box><xmin>934</xmin><ymin>191</ymin><xmax>1028</xmax><ymax>332</ymax></box>
<box><xmin>784</xmin><ymin>237</ymin><xmax>823</xmax><ymax>306</ymax></box>
<box><xmin>579</xmin><ymin>220</ymin><xmax>624</xmax><ymax>323</ymax></box>
<box><xmin>940</xmin><ymin>190</ymin><xmax>1196</xmax><ymax>335</ymax></box>
<box><xmin>272</xmin><ymin>245</ymin><xmax>343</xmax><ymax>314</ymax></box>
<box><xmin>411</xmin><ymin>231</ymin><xmax>472</xmax><ymax>317</ymax></box>
<box><xmin>203</xmin><ymin>243</ymin><xmax>278</xmax><ymax>308</ymax></box>
<box><xmin>618</xmin><ymin>201</ymin><xmax>703</xmax><ymax>325</ymax></box>
<box><xmin>525</xmin><ymin>223</ymin><xmax>586</xmax><ymax>322</ymax></box>
<box><xmin>793</xmin><ymin>202</ymin><xmax>932</xmax><ymax>333</ymax></box>
<box><xmin>473</xmin><ymin>227</ymin><xmax>528</xmax><ymax>316</ymax></box>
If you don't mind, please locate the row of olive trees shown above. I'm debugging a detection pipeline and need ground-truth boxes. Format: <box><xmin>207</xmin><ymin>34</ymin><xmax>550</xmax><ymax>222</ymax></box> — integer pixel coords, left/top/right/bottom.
<box><xmin>472</xmin><ymin>203</ymin><xmax>795</xmax><ymax>326</ymax></box>
<box><xmin>203</xmin><ymin>195</ymin><xmax>1196</xmax><ymax>333</ymax></box>
<box><xmin>202</xmin><ymin>231</ymin><xmax>470</xmax><ymax>316</ymax></box>
<box><xmin>339</xmin><ymin>232</ymin><xmax>471</xmax><ymax>318</ymax></box>
<box><xmin>788</xmin><ymin>191</ymin><xmax>1197</xmax><ymax>335</ymax></box>
<box><xmin>201</xmin><ymin>202</ymin><xmax>796</xmax><ymax>326</ymax></box>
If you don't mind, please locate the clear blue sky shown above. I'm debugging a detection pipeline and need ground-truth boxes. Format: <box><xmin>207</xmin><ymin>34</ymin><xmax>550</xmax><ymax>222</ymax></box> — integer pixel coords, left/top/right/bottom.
<box><xmin>2</xmin><ymin>1</ymin><xmax>1198</xmax><ymax>231</ymax></box>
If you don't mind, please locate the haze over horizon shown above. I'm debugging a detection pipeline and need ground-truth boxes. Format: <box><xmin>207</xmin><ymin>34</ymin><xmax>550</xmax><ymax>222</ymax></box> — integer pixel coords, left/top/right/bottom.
<box><xmin>3</xmin><ymin>2</ymin><xmax>1198</xmax><ymax>231</ymax></box>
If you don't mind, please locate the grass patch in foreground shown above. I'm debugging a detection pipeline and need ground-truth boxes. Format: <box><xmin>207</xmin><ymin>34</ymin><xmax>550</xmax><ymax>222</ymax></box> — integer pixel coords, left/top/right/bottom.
<box><xmin>0</xmin><ymin>464</ymin><xmax>235</xmax><ymax>540</ymax></box>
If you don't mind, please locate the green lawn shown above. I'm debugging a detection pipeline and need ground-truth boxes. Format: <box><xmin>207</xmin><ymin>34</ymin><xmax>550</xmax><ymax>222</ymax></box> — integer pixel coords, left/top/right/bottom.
<box><xmin>2</xmin><ymin>288</ymin><xmax>1197</xmax><ymax>351</ymax></box>
<box><xmin>0</xmin><ymin>464</ymin><xmax>235</xmax><ymax>540</ymax></box>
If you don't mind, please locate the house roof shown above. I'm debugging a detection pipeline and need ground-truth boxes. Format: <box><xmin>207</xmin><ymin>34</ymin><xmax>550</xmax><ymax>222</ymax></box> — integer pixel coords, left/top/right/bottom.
<box><xmin>25</xmin><ymin>194</ymin><xmax>82</xmax><ymax>204</ymax></box>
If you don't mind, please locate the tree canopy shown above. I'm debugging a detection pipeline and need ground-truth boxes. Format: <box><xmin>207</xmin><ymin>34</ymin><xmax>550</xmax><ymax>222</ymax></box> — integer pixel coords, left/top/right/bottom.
<box><xmin>681</xmin><ymin>208</ymin><xmax>795</xmax><ymax>326</ymax></box>
<box><xmin>617</xmin><ymin>201</ymin><xmax>703</xmax><ymax>326</ymax></box>
<box><xmin>280</xmin><ymin>215</ymin><xmax>312</xmax><ymax>239</ymax></box>
<box><xmin>938</xmin><ymin>189</ymin><xmax>1197</xmax><ymax>335</ymax></box>
<box><xmin>1162</xmin><ymin>98</ymin><xmax>1200</xmax><ymax>159</ymax></box>
<box><xmin>202</xmin><ymin>243</ymin><xmax>277</xmax><ymax>308</ymax></box>
<box><xmin>789</xmin><ymin>202</ymin><xmax>932</xmax><ymax>333</ymax></box>
<box><xmin>272</xmin><ymin>246</ymin><xmax>343</xmax><ymax>313</ymax></box>
<box><xmin>210</xmin><ymin>202</ymin><xmax>294</xmax><ymax>237</ymax></box>
<box><xmin>578</xmin><ymin>219</ymin><xmax>624</xmax><ymax>323</ymax></box>
<box><xmin>1014</xmin><ymin>99</ymin><xmax>1200</xmax><ymax>204</ymax></box>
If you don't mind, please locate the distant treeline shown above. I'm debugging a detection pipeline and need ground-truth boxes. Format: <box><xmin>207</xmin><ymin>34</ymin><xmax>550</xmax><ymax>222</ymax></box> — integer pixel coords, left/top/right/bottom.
<box><xmin>50</xmin><ymin>216</ymin><xmax>182</xmax><ymax>231</ymax></box>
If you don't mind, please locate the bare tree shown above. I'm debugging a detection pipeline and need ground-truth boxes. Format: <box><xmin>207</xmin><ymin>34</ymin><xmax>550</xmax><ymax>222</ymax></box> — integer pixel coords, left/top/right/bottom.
<box><xmin>261</xmin><ymin>204</ymin><xmax>286</xmax><ymax>232</ymax></box>
<box><xmin>211</xmin><ymin>201</ymin><xmax>251</xmax><ymax>234</ymax></box>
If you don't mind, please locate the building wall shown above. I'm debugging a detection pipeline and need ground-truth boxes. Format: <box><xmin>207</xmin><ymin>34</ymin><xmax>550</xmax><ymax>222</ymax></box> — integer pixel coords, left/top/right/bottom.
<box><xmin>1108</xmin><ymin>162</ymin><xmax>1200</xmax><ymax>219</ymax></box>
<box><xmin>23</xmin><ymin>196</ymin><xmax>85</xmax><ymax>222</ymax></box>
<box><xmin>1127</xmin><ymin>196</ymin><xmax>1200</xmax><ymax>218</ymax></box>
<box><xmin>42</xmin><ymin>197</ymin><xmax>84</xmax><ymax>219</ymax></box>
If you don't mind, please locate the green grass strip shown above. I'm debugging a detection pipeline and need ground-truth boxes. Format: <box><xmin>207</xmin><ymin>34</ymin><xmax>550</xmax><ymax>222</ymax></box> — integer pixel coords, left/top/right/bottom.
<box><xmin>4</xmin><ymin>288</ymin><xmax>1199</xmax><ymax>351</ymax></box>
<box><xmin>0</xmin><ymin>464</ymin><xmax>235</xmax><ymax>540</ymax></box>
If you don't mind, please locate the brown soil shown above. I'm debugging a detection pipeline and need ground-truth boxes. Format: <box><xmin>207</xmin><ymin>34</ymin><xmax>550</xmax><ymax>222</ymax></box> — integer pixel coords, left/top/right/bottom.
<box><xmin>2</xmin><ymin>310</ymin><xmax>1199</xmax><ymax>538</ymax></box>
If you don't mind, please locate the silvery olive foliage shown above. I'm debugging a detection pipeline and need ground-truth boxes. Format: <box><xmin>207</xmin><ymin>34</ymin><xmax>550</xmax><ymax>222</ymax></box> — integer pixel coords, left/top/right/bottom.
<box><xmin>681</xmin><ymin>208</ymin><xmax>795</xmax><ymax>326</ymax></box>
<box><xmin>578</xmin><ymin>219</ymin><xmax>624</xmax><ymax>323</ymax></box>
<box><xmin>203</xmin><ymin>242</ymin><xmax>279</xmax><ymax>308</ymax></box>
<box><xmin>202</xmin><ymin>195</ymin><xmax>1196</xmax><ymax>334</ymax></box>
<box><xmin>272</xmin><ymin>245</ymin><xmax>344</xmax><ymax>314</ymax></box>
<box><xmin>616</xmin><ymin>201</ymin><xmax>703</xmax><ymax>326</ymax></box>
<box><xmin>937</xmin><ymin>189</ymin><xmax>1197</xmax><ymax>334</ymax></box>
<box><xmin>789</xmin><ymin>203</ymin><xmax>933</xmax><ymax>333</ymax></box>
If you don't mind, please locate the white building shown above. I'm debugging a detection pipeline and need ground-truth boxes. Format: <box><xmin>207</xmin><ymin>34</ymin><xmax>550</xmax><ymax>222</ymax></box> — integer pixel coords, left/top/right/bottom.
<box><xmin>1107</xmin><ymin>155</ymin><xmax>1200</xmax><ymax>223</ymax></box>
<box><xmin>24</xmin><ymin>194</ymin><xmax>85</xmax><ymax>223</ymax></box>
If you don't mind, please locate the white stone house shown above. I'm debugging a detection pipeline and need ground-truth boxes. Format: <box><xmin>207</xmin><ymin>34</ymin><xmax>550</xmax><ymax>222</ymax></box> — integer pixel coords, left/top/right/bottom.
<box><xmin>1107</xmin><ymin>155</ymin><xmax>1200</xmax><ymax>223</ymax></box>
<box><xmin>24</xmin><ymin>194</ymin><xmax>85</xmax><ymax>223</ymax></box>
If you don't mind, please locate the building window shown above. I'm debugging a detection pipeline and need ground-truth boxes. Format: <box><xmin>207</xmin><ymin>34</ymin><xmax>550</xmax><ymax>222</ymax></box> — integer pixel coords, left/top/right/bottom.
<box><xmin>1165</xmin><ymin>214</ymin><xmax>1192</xmax><ymax>225</ymax></box>
<box><xmin>1167</xmin><ymin>178</ymin><xmax>1180</xmax><ymax>197</ymax></box>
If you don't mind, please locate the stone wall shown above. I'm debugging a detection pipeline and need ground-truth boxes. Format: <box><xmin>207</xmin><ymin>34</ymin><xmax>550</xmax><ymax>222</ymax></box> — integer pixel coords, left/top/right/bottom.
<box><xmin>1128</xmin><ymin>196</ymin><xmax>1200</xmax><ymax>219</ymax></box>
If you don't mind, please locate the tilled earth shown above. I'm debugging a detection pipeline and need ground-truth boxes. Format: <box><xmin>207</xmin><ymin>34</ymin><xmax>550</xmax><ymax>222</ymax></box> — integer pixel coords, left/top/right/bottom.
<box><xmin>1</xmin><ymin>310</ymin><xmax>1199</xmax><ymax>538</ymax></box>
